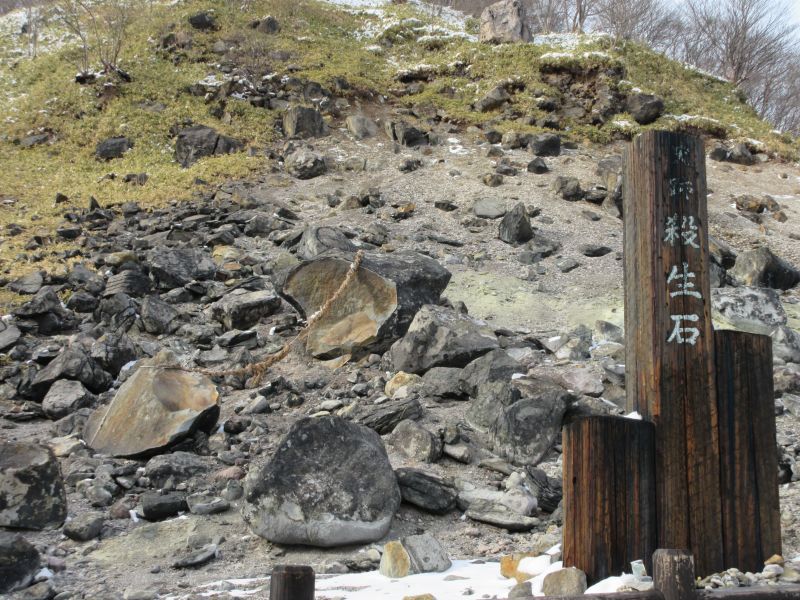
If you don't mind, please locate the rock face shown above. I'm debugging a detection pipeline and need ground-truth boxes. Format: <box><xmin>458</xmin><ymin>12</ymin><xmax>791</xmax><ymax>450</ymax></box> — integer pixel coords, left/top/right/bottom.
<box><xmin>479</xmin><ymin>0</ymin><xmax>531</xmax><ymax>44</ymax></box>
<box><xmin>83</xmin><ymin>350</ymin><xmax>219</xmax><ymax>458</ymax></box>
<box><xmin>379</xmin><ymin>534</ymin><xmax>452</xmax><ymax>578</ymax></box>
<box><xmin>489</xmin><ymin>380</ymin><xmax>572</xmax><ymax>466</ymax></box>
<box><xmin>0</xmin><ymin>533</ymin><xmax>40</xmax><ymax>593</ymax></box>
<box><xmin>0</xmin><ymin>442</ymin><xmax>67</xmax><ymax>529</ymax></box>
<box><xmin>242</xmin><ymin>416</ymin><xmax>400</xmax><ymax>547</ymax></box>
<box><xmin>175</xmin><ymin>125</ymin><xmax>243</xmax><ymax>167</ymax></box>
<box><xmin>729</xmin><ymin>247</ymin><xmax>800</xmax><ymax>290</ymax></box>
<box><xmin>283</xmin><ymin>106</ymin><xmax>327</xmax><ymax>138</ymax></box>
<box><xmin>388</xmin><ymin>305</ymin><xmax>499</xmax><ymax>374</ymax></box>
<box><xmin>96</xmin><ymin>137</ymin><xmax>133</xmax><ymax>160</ymax></box>
<box><xmin>280</xmin><ymin>251</ymin><xmax>451</xmax><ymax>357</ymax></box>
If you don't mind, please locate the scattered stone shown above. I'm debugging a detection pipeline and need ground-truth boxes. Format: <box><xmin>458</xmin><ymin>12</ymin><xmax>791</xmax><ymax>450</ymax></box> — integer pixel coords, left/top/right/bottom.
<box><xmin>480</xmin><ymin>0</ymin><xmax>531</xmax><ymax>43</ymax></box>
<box><xmin>346</xmin><ymin>114</ymin><xmax>378</xmax><ymax>139</ymax></box>
<box><xmin>31</xmin><ymin>344</ymin><xmax>111</xmax><ymax>399</ymax></box>
<box><xmin>140</xmin><ymin>295</ymin><xmax>180</xmax><ymax>335</ymax></box>
<box><xmin>527</xmin><ymin>158</ymin><xmax>548</xmax><ymax>174</ymax></box>
<box><xmin>542</xmin><ymin>567</ymin><xmax>588</xmax><ymax>596</ymax></box>
<box><xmin>499</xmin><ymin>203</ymin><xmax>533</xmax><ymax>245</ymax></box>
<box><xmin>210</xmin><ymin>287</ymin><xmax>281</xmax><ymax>329</ymax></box>
<box><xmin>0</xmin><ymin>533</ymin><xmax>40</xmax><ymax>593</ymax></box>
<box><xmin>395</xmin><ymin>468</ymin><xmax>458</xmax><ymax>514</ymax></box>
<box><xmin>552</xmin><ymin>176</ymin><xmax>583</xmax><ymax>201</ymax></box>
<box><xmin>711</xmin><ymin>287</ymin><xmax>787</xmax><ymax>335</ymax></box>
<box><xmin>0</xmin><ymin>321</ymin><xmax>21</xmax><ymax>351</ymax></box>
<box><xmin>283</xmin><ymin>106</ymin><xmax>327</xmax><ymax>138</ymax></box>
<box><xmin>96</xmin><ymin>137</ymin><xmax>133</xmax><ymax>160</ymax></box>
<box><xmin>626</xmin><ymin>94</ymin><xmax>664</xmax><ymax>125</ymax></box>
<box><xmin>473</xmin><ymin>198</ymin><xmax>506</xmax><ymax>219</ymax></box>
<box><xmin>285</xmin><ymin>147</ymin><xmax>327</xmax><ymax>179</ymax></box>
<box><xmin>188</xmin><ymin>11</ymin><xmax>217</xmax><ymax>30</ymax></box>
<box><xmin>141</xmin><ymin>492</ymin><xmax>188</xmax><ymax>521</ymax></box>
<box><xmin>243</xmin><ymin>416</ymin><xmax>401</xmax><ymax>547</ymax></box>
<box><xmin>556</xmin><ymin>258</ymin><xmax>580</xmax><ymax>273</ymax></box>
<box><xmin>0</xmin><ymin>442</ymin><xmax>67</xmax><ymax>529</ymax></box>
<box><xmin>729</xmin><ymin>247</ymin><xmax>799</xmax><ymax>290</ymax></box>
<box><xmin>148</xmin><ymin>247</ymin><xmax>216</xmax><ymax>289</ymax></box>
<box><xmin>388</xmin><ymin>420</ymin><xmax>442</xmax><ymax>463</ymax></box>
<box><xmin>172</xmin><ymin>544</ymin><xmax>218</xmax><ymax>568</ymax></box>
<box><xmin>175</xmin><ymin>125</ymin><xmax>243</xmax><ymax>167</ymax></box>
<box><xmin>187</xmin><ymin>493</ymin><xmax>229</xmax><ymax>515</ymax></box>
<box><xmin>465</xmin><ymin>505</ymin><xmax>538</xmax><ymax>531</ymax></box>
<box><xmin>9</xmin><ymin>271</ymin><xmax>43</xmax><ymax>294</ymax></box>
<box><xmin>42</xmin><ymin>380</ymin><xmax>95</xmax><ymax>420</ymax></box>
<box><xmin>578</xmin><ymin>244</ymin><xmax>612</xmax><ymax>257</ymax></box>
<box><xmin>63</xmin><ymin>513</ymin><xmax>105</xmax><ymax>541</ymax></box>
<box><xmin>529</xmin><ymin>133</ymin><xmax>560</xmax><ymax>157</ymax></box>
<box><xmin>388</xmin><ymin>304</ymin><xmax>499</xmax><ymax>373</ymax></box>
<box><xmin>353</xmin><ymin>397</ymin><xmax>422</xmax><ymax>435</ymax></box>
<box><xmin>83</xmin><ymin>350</ymin><xmax>219</xmax><ymax>457</ymax></box>
<box><xmin>144</xmin><ymin>452</ymin><xmax>207</xmax><ymax>488</ymax></box>
<box><xmin>475</xmin><ymin>86</ymin><xmax>511</xmax><ymax>112</ymax></box>
<box><xmin>379</xmin><ymin>534</ymin><xmax>451</xmax><ymax>578</ymax></box>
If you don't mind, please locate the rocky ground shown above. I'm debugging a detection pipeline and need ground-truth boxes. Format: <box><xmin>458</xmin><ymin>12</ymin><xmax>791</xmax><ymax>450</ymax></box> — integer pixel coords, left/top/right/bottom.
<box><xmin>2</xmin><ymin>3</ymin><xmax>800</xmax><ymax>600</ymax></box>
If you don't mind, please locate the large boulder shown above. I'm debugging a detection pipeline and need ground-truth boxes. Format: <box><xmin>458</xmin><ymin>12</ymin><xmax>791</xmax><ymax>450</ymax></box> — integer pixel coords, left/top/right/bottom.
<box><xmin>83</xmin><ymin>350</ymin><xmax>219</xmax><ymax>458</ymax></box>
<box><xmin>283</xmin><ymin>106</ymin><xmax>327</xmax><ymax>138</ymax></box>
<box><xmin>285</xmin><ymin>147</ymin><xmax>327</xmax><ymax>179</ymax></box>
<box><xmin>480</xmin><ymin>0</ymin><xmax>531</xmax><ymax>43</ymax></box>
<box><xmin>499</xmin><ymin>203</ymin><xmax>533</xmax><ymax>245</ymax></box>
<box><xmin>0</xmin><ymin>533</ymin><xmax>40</xmax><ymax>593</ymax></box>
<box><xmin>0</xmin><ymin>442</ymin><xmax>67</xmax><ymax>529</ymax></box>
<box><xmin>388</xmin><ymin>305</ymin><xmax>499</xmax><ymax>374</ymax></box>
<box><xmin>242</xmin><ymin>416</ymin><xmax>400</xmax><ymax>547</ymax></box>
<box><xmin>730</xmin><ymin>247</ymin><xmax>800</xmax><ymax>290</ymax></box>
<box><xmin>279</xmin><ymin>251</ymin><xmax>451</xmax><ymax>358</ymax></box>
<box><xmin>489</xmin><ymin>379</ymin><xmax>572</xmax><ymax>466</ymax></box>
<box><xmin>711</xmin><ymin>286</ymin><xmax>787</xmax><ymax>335</ymax></box>
<box><xmin>175</xmin><ymin>125</ymin><xmax>243</xmax><ymax>167</ymax></box>
<box><xmin>346</xmin><ymin>114</ymin><xmax>378</xmax><ymax>139</ymax></box>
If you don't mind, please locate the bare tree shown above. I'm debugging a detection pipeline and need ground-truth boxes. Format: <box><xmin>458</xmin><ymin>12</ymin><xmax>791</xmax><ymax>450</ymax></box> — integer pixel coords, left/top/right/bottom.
<box><xmin>594</xmin><ymin>0</ymin><xmax>682</xmax><ymax>49</ymax></box>
<box><xmin>21</xmin><ymin>0</ymin><xmax>41</xmax><ymax>58</ymax></box>
<box><xmin>562</xmin><ymin>0</ymin><xmax>596</xmax><ymax>32</ymax></box>
<box><xmin>527</xmin><ymin>0</ymin><xmax>565</xmax><ymax>33</ymax></box>
<box><xmin>684</xmin><ymin>0</ymin><xmax>798</xmax><ymax>86</ymax></box>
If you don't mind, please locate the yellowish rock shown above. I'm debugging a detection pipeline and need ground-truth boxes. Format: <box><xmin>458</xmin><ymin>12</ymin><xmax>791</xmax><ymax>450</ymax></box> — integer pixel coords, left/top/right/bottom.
<box><xmin>380</xmin><ymin>541</ymin><xmax>411</xmax><ymax>578</ymax></box>
<box><xmin>766</xmin><ymin>554</ymin><xmax>785</xmax><ymax>566</ymax></box>
<box><xmin>385</xmin><ymin>372</ymin><xmax>422</xmax><ymax>398</ymax></box>
<box><xmin>501</xmin><ymin>552</ymin><xmax>538</xmax><ymax>583</ymax></box>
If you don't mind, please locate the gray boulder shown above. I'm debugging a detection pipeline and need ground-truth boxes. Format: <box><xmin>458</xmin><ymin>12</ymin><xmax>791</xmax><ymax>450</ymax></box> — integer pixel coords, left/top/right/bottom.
<box><xmin>0</xmin><ymin>321</ymin><xmax>22</xmax><ymax>352</ymax></box>
<box><xmin>279</xmin><ymin>251</ymin><xmax>451</xmax><ymax>357</ymax></box>
<box><xmin>712</xmin><ymin>286</ymin><xmax>787</xmax><ymax>335</ymax></box>
<box><xmin>242</xmin><ymin>416</ymin><xmax>400</xmax><ymax>547</ymax></box>
<box><xmin>772</xmin><ymin>326</ymin><xmax>800</xmax><ymax>364</ymax></box>
<box><xmin>388</xmin><ymin>419</ymin><xmax>442</xmax><ymax>463</ymax></box>
<box><xmin>379</xmin><ymin>534</ymin><xmax>451</xmax><ymax>577</ymax></box>
<box><xmin>210</xmin><ymin>287</ymin><xmax>281</xmax><ymax>329</ymax></box>
<box><xmin>346</xmin><ymin>114</ymin><xmax>378</xmax><ymax>139</ymax></box>
<box><xmin>474</xmin><ymin>85</ymin><xmax>511</xmax><ymax>112</ymax></box>
<box><xmin>63</xmin><ymin>512</ymin><xmax>105</xmax><ymax>541</ymax></box>
<box><xmin>626</xmin><ymin>94</ymin><xmax>664</xmax><ymax>125</ymax></box>
<box><xmin>529</xmin><ymin>133</ymin><xmax>561</xmax><ymax>157</ymax></box>
<box><xmin>489</xmin><ymin>379</ymin><xmax>572</xmax><ymax>466</ymax></box>
<box><xmin>30</xmin><ymin>345</ymin><xmax>112</xmax><ymax>400</ymax></box>
<box><xmin>283</xmin><ymin>106</ymin><xmax>327</xmax><ymax>138</ymax></box>
<box><xmin>295</xmin><ymin>225</ymin><xmax>357</xmax><ymax>261</ymax></box>
<box><xmin>144</xmin><ymin>452</ymin><xmax>208</xmax><ymax>489</ymax></box>
<box><xmin>474</xmin><ymin>197</ymin><xmax>507</xmax><ymax>219</ymax></box>
<box><xmin>352</xmin><ymin>397</ymin><xmax>422</xmax><ymax>435</ymax></box>
<box><xmin>42</xmin><ymin>379</ymin><xmax>95</xmax><ymax>420</ymax></box>
<box><xmin>388</xmin><ymin>304</ymin><xmax>499</xmax><ymax>374</ymax></box>
<box><xmin>395</xmin><ymin>468</ymin><xmax>458</xmax><ymax>514</ymax></box>
<box><xmin>729</xmin><ymin>247</ymin><xmax>799</xmax><ymax>290</ymax></box>
<box><xmin>480</xmin><ymin>0</ymin><xmax>531</xmax><ymax>43</ymax></box>
<box><xmin>148</xmin><ymin>247</ymin><xmax>216</xmax><ymax>289</ymax></box>
<box><xmin>0</xmin><ymin>533</ymin><xmax>40</xmax><ymax>593</ymax></box>
<box><xmin>175</xmin><ymin>125</ymin><xmax>243</xmax><ymax>167</ymax></box>
<box><xmin>0</xmin><ymin>442</ymin><xmax>67</xmax><ymax>529</ymax></box>
<box><xmin>285</xmin><ymin>147</ymin><xmax>327</xmax><ymax>179</ymax></box>
<box><xmin>140</xmin><ymin>295</ymin><xmax>180</xmax><ymax>334</ymax></box>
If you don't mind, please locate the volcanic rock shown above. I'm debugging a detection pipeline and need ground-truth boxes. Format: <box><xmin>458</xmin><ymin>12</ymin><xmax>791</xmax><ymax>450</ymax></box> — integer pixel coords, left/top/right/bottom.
<box><xmin>0</xmin><ymin>442</ymin><xmax>67</xmax><ymax>529</ymax></box>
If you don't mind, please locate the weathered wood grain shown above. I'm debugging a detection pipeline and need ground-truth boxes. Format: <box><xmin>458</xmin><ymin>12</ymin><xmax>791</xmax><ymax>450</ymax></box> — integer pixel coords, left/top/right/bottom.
<box><xmin>623</xmin><ymin>130</ymin><xmax>723</xmax><ymax>575</ymax></box>
<box><xmin>269</xmin><ymin>564</ymin><xmax>314</xmax><ymax>600</ymax></box>
<box><xmin>653</xmin><ymin>549</ymin><xmax>696</xmax><ymax>600</ymax></box>
<box><xmin>715</xmin><ymin>330</ymin><xmax>782</xmax><ymax>572</ymax></box>
<box><xmin>563</xmin><ymin>416</ymin><xmax>657</xmax><ymax>584</ymax></box>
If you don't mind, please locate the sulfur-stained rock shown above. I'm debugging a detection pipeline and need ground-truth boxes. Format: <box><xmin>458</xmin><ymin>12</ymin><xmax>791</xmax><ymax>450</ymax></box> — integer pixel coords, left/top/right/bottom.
<box><xmin>379</xmin><ymin>534</ymin><xmax>451</xmax><ymax>578</ymax></box>
<box><xmin>279</xmin><ymin>251</ymin><xmax>450</xmax><ymax>358</ymax></box>
<box><xmin>83</xmin><ymin>350</ymin><xmax>219</xmax><ymax>458</ymax></box>
<box><xmin>0</xmin><ymin>442</ymin><xmax>67</xmax><ymax>529</ymax></box>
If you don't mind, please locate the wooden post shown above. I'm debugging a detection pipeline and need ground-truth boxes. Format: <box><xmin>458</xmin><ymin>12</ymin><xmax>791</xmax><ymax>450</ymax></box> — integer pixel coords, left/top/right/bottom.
<box><xmin>269</xmin><ymin>565</ymin><xmax>314</xmax><ymax>600</ymax></box>
<box><xmin>715</xmin><ymin>330</ymin><xmax>782</xmax><ymax>572</ymax></box>
<box><xmin>623</xmin><ymin>130</ymin><xmax>723</xmax><ymax>575</ymax></box>
<box><xmin>563</xmin><ymin>416</ymin><xmax>657</xmax><ymax>584</ymax></box>
<box><xmin>653</xmin><ymin>549</ymin><xmax>696</xmax><ymax>600</ymax></box>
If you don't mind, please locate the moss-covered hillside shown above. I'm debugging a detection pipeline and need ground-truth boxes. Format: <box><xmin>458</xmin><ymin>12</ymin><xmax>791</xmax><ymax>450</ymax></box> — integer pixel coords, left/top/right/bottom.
<box><xmin>0</xmin><ymin>0</ymin><xmax>796</xmax><ymax>290</ymax></box>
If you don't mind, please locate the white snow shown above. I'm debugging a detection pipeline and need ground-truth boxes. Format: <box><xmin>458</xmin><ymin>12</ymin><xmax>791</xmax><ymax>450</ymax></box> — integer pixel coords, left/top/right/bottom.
<box><xmin>624</xmin><ymin>411</ymin><xmax>643</xmax><ymax>420</ymax></box>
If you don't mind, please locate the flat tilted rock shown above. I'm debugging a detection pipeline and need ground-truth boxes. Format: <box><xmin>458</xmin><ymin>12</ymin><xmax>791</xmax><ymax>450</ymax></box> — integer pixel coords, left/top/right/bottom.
<box><xmin>242</xmin><ymin>415</ymin><xmax>400</xmax><ymax>547</ymax></box>
<box><xmin>83</xmin><ymin>350</ymin><xmax>219</xmax><ymax>458</ymax></box>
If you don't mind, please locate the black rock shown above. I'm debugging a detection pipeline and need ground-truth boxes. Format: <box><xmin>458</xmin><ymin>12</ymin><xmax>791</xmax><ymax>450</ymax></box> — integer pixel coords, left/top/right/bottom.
<box><xmin>141</xmin><ymin>492</ymin><xmax>188</xmax><ymax>521</ymax></box>
<box><xmin>96</xmin><ymin>293</ymin><xmax>138</xmax><ymax>331</ymax></box>
<box><xmin>30</xmin><ymin>345</ymin><xmax>112</xmax><ymax>399</ymax></box>
<box><xmin>148</xmin><ymin>247</ymin><xmax>216</xmax><ymax>290</ymax></box>
<box><xmin>91</xmin><ymin>333</ymin><xmax>138</xmax><ymax>376</ymax></box>
<box><xmin>242</xmin><ymin>416</ymin><xmax>400</xmax><ymax>547</ymax></box>
<box><xmin>283</xmin><ymin>106</ymin><xmax>326</xmax><ymax>138</ymax></box>
<box><xmin>395</xmin><ymin>468</ymin><xmax>458</xmax><ymax>514</ymax></box>
<box><xmin>144</xmin><ymin>452</ymin><xmax>207</xmax><ymax>489</ymax></box>
<box><xmin>104</xmin><ymin>270</ymin><xmax>151</xmax><ymax>297</ymax></box>
<box><xmin>552</xmin><ymin>176</ymin><xmax>583</xmax><ymax>201</ymax></box>
<box><xmin>175</xmin><ymin>125</ymin><xmax>243</xmax><ymax>167</ymax></box>
<box><xmin>387</xmin><ymin>121</ymin><xmax>428</xmax><ymax>147</ymax></box>
<box><xmin>578</xmin><ymin>244</ymin><xmax>612</xmax><ymax>257</ymax></box>
<box><xmin>140</xmin><ymin>295</ymin><xmax>180</xmax><ymax>334</ymax></box>
<box><xmin>0</xmin><ymin>442</ymin><xmax>67</xmax><ymax>530</ymax></box>
<box><xmin>9</xmin><ymin>271</ymin><xmax>43</xmax><ymax>295</ymax></box>
<box><xmin>210</xmin><ymin>287</ymin><xmax>281</xmax><ymax>329</ymax></box>
<box><xmin>0</xmin><ymin>533</ymin><xmax>40</xmax><ymax>593</ymax></box>
<box><xmin>65</xmin><ymin>290</ymin><xmax>98</xmax><ymax>313</ymax></box>
<box><xmin>527</xmin><ymin>157</ymin><xmax>548</xmax><ymax>174</ymax></box>
<box><xmin>188</xmin><ymin>11</ymin><xmax>218</xmax><ymax>30</ymax></box>
<box><xmin>730</xmin><ymin>247</ymin><xmax>800</xmax><ymax>290</ymax></box>
<box><xmin>525</xmin><ymin>466</ymin><xmax>563</xmax><ymax>513</ymax></box>
<box><xmin>63</xmin><ymin>512</ymin><xmax>105</xmax><ymax>541</ymax></box>
<box><xmin>474</xmin><ymin>85</ymin><xmax>510</xmax><ymax>112</ymax></box>
<box><xmin>353</xmin><ymin>397</ymin><xmax>422</xmax><ymax>435</ymax></box>
<box><xmin>95</xmin><ymin>137</ymin><xmax>133</xmax><ymax>160</ymax></box>
<box><xmin>295</xmin><ymin>226</ymin><xmax>357</xmax><ymax>261</ymax></box>
<box><xmin>284</xmin><ymin>147</ymin><xmax>327</xmax><ymax>179</ymax></box>
<box><xmin>529</xmin><ymin>133</ymin><xmax>560</xmax><ymax>157</ymax></box>
<box><xmin>626</xmin><ymin>93</ymin><xmax>664</xmax><ymax>125</ymax></box>
<box><xmin>498</xmin><ymin>203</ymin><xmax>533</xmax><ymax>245</ymax></box>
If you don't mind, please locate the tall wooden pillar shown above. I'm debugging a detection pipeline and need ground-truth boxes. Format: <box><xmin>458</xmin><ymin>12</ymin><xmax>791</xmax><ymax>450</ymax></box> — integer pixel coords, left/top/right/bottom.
<box><xmin>623</xmin><ymin>130</ymin><xmax>723</xmax><ymax>575</ymax></box>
